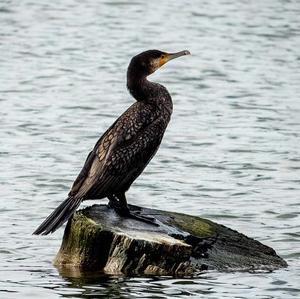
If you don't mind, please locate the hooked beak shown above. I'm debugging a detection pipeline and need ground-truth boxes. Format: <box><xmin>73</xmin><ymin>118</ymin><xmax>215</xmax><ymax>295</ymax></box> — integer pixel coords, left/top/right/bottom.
<box><xmin>167</xmin><ymin>50</ymin><xmax>191</xmax><ymax>62</ymax></box>
<box><xmin>158</xmin><ymin>50</ymin><xmax>191</xmax><ymax>68</ymax></box>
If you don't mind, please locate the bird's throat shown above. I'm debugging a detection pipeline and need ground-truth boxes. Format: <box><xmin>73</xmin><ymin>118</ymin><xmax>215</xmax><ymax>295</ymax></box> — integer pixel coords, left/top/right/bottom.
<box><xmin>127</xmin><ymin>74</ymin><xmax>154</xmax><ymax>102</ymax></box>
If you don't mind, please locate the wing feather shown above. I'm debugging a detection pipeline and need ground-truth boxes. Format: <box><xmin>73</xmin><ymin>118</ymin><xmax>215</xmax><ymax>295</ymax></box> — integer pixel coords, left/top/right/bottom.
<box><xmin>68</xmin><ymin>101</ymin><xmax>168</xmax><ymax>199</ymax></box>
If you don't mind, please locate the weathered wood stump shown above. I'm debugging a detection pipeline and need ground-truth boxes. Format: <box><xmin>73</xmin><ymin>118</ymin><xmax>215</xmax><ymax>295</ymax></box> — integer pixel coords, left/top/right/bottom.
<box><xmin>54</xmin><ymin>204</ymin><xmax>287</xmax><ymax>275</ymax></box>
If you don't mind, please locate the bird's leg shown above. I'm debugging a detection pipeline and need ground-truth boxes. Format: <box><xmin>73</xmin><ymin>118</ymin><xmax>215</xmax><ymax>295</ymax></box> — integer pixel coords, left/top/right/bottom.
<box><xmin>107</xmin><ymin>194</ymin><xmax>120</xmax><ymax>209</ymax></box>
<box><xmin>115</xmin><ymin>193</ymin><xmax>158</xmax><ymax>226</ymax></box>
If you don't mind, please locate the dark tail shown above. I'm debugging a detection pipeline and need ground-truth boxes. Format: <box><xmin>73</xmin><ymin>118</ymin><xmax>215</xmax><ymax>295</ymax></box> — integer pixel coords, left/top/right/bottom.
<box><xmin>33</xmin><ymin>196</ymin><xmax>82</xmax><ymax>235</ymax></box>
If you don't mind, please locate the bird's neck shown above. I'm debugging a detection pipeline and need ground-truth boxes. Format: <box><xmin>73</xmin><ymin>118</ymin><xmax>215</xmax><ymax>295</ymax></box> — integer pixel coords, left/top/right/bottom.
<box><xmin>127</xmin><ymin>73</ymin><xmax>172</xmax><ymax>112</ymax></box>
<box><xmin>127</xmin><ymin>73</ymin><xmax>153</xmax><ymax>101</ymax></box>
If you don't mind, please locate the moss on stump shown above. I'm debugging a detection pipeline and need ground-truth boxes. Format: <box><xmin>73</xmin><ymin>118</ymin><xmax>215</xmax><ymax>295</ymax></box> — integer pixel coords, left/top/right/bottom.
<box><xmin>54</xmin><ymin>204</ymin><xmax>287</xmax><ymax>275</ymax></box>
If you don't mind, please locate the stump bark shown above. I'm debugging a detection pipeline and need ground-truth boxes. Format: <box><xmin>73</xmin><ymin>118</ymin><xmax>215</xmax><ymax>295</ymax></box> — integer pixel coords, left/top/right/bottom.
<box><xmin>54</xmin><ymin>204</ymin><xmax>287</xmax><ymax>275</ymax></box>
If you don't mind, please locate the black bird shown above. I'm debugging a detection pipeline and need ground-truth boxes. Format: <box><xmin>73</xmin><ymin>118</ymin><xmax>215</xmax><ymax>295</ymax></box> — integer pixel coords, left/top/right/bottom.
<box><xmin>33</xmin><ymin>49</ymin><xmax>190</xmax><ymax>235</ymax></box>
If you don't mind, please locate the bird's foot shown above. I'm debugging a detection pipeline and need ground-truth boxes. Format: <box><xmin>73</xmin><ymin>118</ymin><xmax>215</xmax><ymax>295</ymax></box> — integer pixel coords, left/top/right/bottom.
<box><xmin>126</xmin><ymin>210</ymin><xmax>159</xmax><ymax>226</ymax></box>
<box><xmin>108</xmin><ymin>198</ymin><xmax>158</xmax><ymax>226</ymax></box>
<box><xmin>112</xmin><ymin>205</ymin><xmax>158</xmax><ymax>226</ymax></box>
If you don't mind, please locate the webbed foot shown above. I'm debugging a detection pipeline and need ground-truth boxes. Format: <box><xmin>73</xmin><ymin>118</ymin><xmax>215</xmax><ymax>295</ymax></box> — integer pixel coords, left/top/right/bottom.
<box><xmin>107</xmin><ymin>194</ymin><xmax>159</xmax><ymax>226</ymax></box>
<box><xmin>126</xmin><ymin>210</ymin><xmax>159</xmax><ymax>226</ymax></box>
<box><xmin>110</xmin><ymin>203</ymin><xmax>158</xmax><ymax>226</ymax></box>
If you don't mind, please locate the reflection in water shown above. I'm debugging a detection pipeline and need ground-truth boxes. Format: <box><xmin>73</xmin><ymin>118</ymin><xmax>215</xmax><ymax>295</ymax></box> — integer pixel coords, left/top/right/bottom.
<box><xmin>57</xmin><ymin>271</ymin><xmax>126</xmax><ymax>299</ymax></box>
<box><xmin>56</xmin><ymin>269</ymin><xmax>216</xmax><ymax>299</ymax></box>
<box><xmin>0</xmin><ymin>0</ymin><xmax>300</xmax><ymax>298</ymax></box>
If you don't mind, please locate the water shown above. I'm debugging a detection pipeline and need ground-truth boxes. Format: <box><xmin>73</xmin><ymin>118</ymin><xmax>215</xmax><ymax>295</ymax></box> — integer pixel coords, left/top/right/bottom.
<box><xmin>1</xmin><ymin>0</ymin><xmax>300</xmax><ymax>298</ymax></box>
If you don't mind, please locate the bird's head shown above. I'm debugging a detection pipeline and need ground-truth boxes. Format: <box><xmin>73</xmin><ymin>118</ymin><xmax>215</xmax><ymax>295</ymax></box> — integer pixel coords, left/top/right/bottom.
<box><xmin>128</xmin><ymin>49</ymin><xmax>191</xmax><ymax>77</ymax></box>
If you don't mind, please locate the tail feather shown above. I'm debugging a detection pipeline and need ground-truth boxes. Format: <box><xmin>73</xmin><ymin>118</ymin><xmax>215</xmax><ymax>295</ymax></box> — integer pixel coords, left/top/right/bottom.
<box><xmin>33</xmin><ymin>196</ymin><xmax>82</xmax><ymax>235</ymax></box>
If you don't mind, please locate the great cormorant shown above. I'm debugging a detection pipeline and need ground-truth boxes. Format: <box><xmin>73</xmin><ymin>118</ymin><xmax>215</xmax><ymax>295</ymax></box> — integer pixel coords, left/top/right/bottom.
<box><xmin>33</xmin><ymin>49</ymin><xmax>190</xmax><ymax>235</ymax></box>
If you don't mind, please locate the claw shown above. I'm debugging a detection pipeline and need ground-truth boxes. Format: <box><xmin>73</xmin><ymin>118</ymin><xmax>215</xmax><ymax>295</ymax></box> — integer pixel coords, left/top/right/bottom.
<box><xmin>128</xmin><ymin>211</ymin><xmax>158</xmax><ymax>226</ymax></box>
<box><xmin>113</xmin><ymin>206</ymin><xmax>158</xmax><ymax>226</ymax></box>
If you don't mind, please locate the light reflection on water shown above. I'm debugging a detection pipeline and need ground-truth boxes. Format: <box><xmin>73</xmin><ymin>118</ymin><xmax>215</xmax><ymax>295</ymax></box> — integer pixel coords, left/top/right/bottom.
<box><xmin>1</xmin><ymin>0</ymin><xmax>300</xmax><ymax>298</ymax></box>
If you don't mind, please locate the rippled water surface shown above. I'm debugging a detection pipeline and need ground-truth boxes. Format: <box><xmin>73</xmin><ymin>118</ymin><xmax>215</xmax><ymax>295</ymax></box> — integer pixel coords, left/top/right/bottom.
<box><xmin>1</xmin><ymin>0</ymin><xmax>300</xmax><ymax>298</ymax></box>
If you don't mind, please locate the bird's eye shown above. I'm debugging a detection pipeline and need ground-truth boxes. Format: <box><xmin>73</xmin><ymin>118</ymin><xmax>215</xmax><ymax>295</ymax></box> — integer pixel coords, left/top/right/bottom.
<box><xmin>161</xmin><ymin>55</ymin><xmax>165</xmax><ymax>59</ymax></box>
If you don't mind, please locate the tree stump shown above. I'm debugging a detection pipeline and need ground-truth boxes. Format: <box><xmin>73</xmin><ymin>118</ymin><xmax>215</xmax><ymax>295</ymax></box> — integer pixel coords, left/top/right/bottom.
<box><xmin>54</xmin><ymin>204</ymin><xmax>287</xmax><ymax>275</ymax></box>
